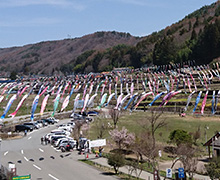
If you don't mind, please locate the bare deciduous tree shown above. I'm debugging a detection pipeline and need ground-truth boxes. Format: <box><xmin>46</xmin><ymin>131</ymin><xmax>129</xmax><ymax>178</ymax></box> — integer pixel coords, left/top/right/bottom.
<box><xmin>109</xmin><ymin>108</ymin><xmax>121</xmax><ymax>129</ymax></box>
<box><xmin>192</xmin><ymin>126</ymin><xmax>201</xmax><ymax>145</ymax></box>
<box><xmin>94</xmin><ymin>112</ymin><xmax>109</xmax><ymax>139</ymax></box>
<box><xmin>137</xmin><ymin>107</ymin><xmax>167</xmax><ymax>149</ymax></box>
<box><xmin>132</xmin><ymin>131</ymin><xmax>162</xmax><ymax>173</ymax></box>
<box><xmin>170</xmin><ymin>144</ymin><xmax>199</xmax><ymax>180</ymax></box>
<box><xmin>72</xmin><ymin>121</ymin><xmax>84</xmax><ymax>148</ymax></box>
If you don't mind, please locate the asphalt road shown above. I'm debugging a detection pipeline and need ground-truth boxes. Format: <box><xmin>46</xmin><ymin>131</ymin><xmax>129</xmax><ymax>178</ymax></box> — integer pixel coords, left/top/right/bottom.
<box><xmin>1</xmin><ymin>119</ymin><xmax>117</xmax><ymax>180</ymax></box>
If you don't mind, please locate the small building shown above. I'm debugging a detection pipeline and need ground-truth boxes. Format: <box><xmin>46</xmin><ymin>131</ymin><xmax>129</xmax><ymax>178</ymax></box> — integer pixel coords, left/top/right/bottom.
<box><xmin>203</xmin><ymin>132</ymin><xmax>220</xmax><ymax>158</ymax></box>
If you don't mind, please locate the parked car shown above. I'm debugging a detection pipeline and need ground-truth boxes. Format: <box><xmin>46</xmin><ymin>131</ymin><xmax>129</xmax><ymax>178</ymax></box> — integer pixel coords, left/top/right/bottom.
<box><xmin>51</xmin><ymin>135</ymin><xmax>66</xmax><ymax>145</ymax></box>
<box><xmin>52</xmin><ymin>130</ymin><xmax>70</xmax><ymax>137</ymax></box>
<box><xmin>87</xmin><ymin>111</ymin><xmax>99</xmax><ymax>116</ymax></box>
<box><xmin>57</xmin><ymin>123</ymin><xmax>74</xmax><ymax>128</ymax></box>
<box><xmin>54</xmin><ymin>137</ymin><xmax>68</xmax><ymax>147</ymax></box>
<box><xmin>60</xmin><ymin>144</ymin><xmax>72</xmax><ymax>152</ymax></box>
<box><xmin>59</xmin><ymin>140</ymin><xmax>76</xmax><ymax>150</ymax></box>
<box><xmin>34</xmin><ymin>121</ymin><xmax>42</xmax><ymax>128</ymax></box>
<box><xmin>42</xmin><ymin>118</ymin><xmax>55</xmax><ymax>124</ymax></box>
<box><xmin>55</xmin><ymin>137</ymin><xmax>74</xmax><ymax>147</ymax></box>
<box><xmin>58</xmin><ymin>126</ymin><xmax>72</xmax><ymax>133</ymax></box>
<box><xmin>15</xmin><ymin>124</ymin><xmax>33</xmax><ymax>132</ymax></box>
<box><xmin>71</xmin><ymin>113</ymin><xmax>92</xmax><ymax>122</ymax></box>
<box><xmin>23</xmin><ymin>122</ymin><xmax>39</xmax><ymax>129</ymax></box>
<box><xmin>51</xmin><ymin>129</ymin><xmax>65</xmax><ymax>133</ymax></box>
<box><xmin>67</xmin><ymin>122</ymin><xmax>75</xmax><ymax>128</ymax></box>
<box><xmin>46</xmin><ymin>131</ymin><xmax>69</xmax><ymax>142</ymax></box>
<box><xmin>56</xmin><ymin>124</ymin><xmax>68</xmax><ymax>128</ymax></box>
<box><xmin>70</xmin><ymin>113</ymin><xmax>83</xmax><ymax>120</ymax></box>
<box><xmin>37</xmin><ymin>120</ymin><xmax>48</xmax><ymax>127</ymax></box>
<box><xmin>48</xmin><ymin>117</ymin><xmax>59</xmax><ymax>123</ymax></box>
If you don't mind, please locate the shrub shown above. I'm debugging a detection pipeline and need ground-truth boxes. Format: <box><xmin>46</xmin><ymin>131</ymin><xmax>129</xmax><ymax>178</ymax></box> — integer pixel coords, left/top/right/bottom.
<box><xmin>107</xmin><ymin>153</ymin><xmax>125</xmax><ymax>174</ymax></box>
<box><xmin>205</xmin><ymin>157</ymin><xmax>220</xmax><ymax>179</ymax></box>
<box><xmin>169</xmin><ymin>129</ymin><xmax>193</xmax><ymax>147</ymax></box>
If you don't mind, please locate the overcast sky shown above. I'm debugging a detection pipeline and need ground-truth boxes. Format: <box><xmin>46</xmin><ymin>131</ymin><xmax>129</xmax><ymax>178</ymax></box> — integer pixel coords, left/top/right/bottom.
<box><xmin>0</xmin><ymin>0</ymin><xmax>216</xmax><ymax>48</ymax></box>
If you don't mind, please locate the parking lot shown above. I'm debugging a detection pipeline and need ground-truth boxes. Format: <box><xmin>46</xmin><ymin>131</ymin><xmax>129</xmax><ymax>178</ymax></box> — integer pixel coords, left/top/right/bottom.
<box><xmin>1</xmin><ymin>116</ymin><xmax>115</xmax><ymax>180</ymax></box>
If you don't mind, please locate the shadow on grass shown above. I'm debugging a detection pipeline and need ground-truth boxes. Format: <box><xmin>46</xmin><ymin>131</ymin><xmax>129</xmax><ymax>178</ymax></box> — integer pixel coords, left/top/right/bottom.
<box><xmin>101</xmin><ymin>172</ymin><xmax>115</xmax><ymax>176</ymax></box>
<box><xmin>110</xmin><ymin>149</ymin><xmax>133</xmax><ymax>155</ymax></box>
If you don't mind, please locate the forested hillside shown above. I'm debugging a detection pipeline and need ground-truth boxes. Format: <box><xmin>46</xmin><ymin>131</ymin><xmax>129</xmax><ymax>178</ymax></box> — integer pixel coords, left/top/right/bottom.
<box><xmin>0</xmin><ymin>32</ymin><xmax>141</xmax><ymax>76</ymax></box>
<box><xmin>59</xmin><ymin>1</ymin><xmax>220</xmax><ymax>74</ymax></box>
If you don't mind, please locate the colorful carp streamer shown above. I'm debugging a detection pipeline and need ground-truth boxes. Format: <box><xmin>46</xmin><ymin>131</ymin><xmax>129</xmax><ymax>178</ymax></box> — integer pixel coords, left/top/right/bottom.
<box><xmin>105</xmin><ymin>93</ymin><xmax>115</xmax><ymax>107</ymax></box>
<box><xmin>87</xmin><ymin>93</ymin><xmax>97</xmax><ymax>108</ymax></box>
<box><xmin>130</xmin><ymin>93</ymin><xmax>144</xmax><ymax>112</ymax></box>
<box><xmin>39</xmin><ymin>86</ymin><xmax>49</xmax><ymax>97</ymax></box>
<box><xmin>60</xmin><ymin>85</ymin><xmax>75</xmax><ymax>112</ymax></box>
<box><xmin>134</xmin><ymin>92</ymin><xmax>153</xmax><ymax>109</ymax></box>
<box><xmin>0</xmin><ymin>95</ymin><xmax>4</xmax><ymax>104</ymax></box>
<box><xmin>9</xmin><ymin>94</ymin><xmax>28</xmax><ymax>118</ymax></box>
<box><xmin>148</xmin><ymin>91</ymin><xmax>166</xmax><ymax>107</ymax></box>
<box><xmin>114</xmin><ymin>83</ymin><xmax>117</xmax><ymax>100</ymax></box>
<box><xmin>193</xmin><ymin>91</ymin><xmax>202</xmax><ymax>113</ymax></box>
<box><xmin>164</xmin><ymin>90</ymin><xmax>182</xmax><ymax>106</ymax></box>
<box><xmin>215</xmin><ymin>90</ymin><xmax>220</xmax><ymax>113</ymax></box>
<box><xmin>73</xmin><ymin>94</ymin><xmax>80</xmax><ymax>113</ymax></box>
<box><xmin>98</xmin><ymin>93</ymin><xmax>107</xmax><ymax>110</ymax></box>
<box><xmin>201</xmin><ymin>91</ymin><xmax>208</xmax><ymax>114</ymax></box>
<box><xmin>0</xmin><ymin>94</ymin><xmax>17</xmax><ymax>120</ymax></box>
<box><xmin>40</xmin><ymin>94</ymin><xmax>50</xmax><ymax>116</ymax></box>
<box><xmin>130</xmin><ymin>83</ymin><xmax>134</xmax><ymax>97</ymax></box>
<box><xmin>81</xmin><ymin>94</ymin><xmax>89</xmax><ymax>113</ymax></box>
<box><xmin>6</xmin><ymin>84</ymin><xmax>18</xmax><ymax>100</ymax></box>
<box><xmin>118</xmin><ymin>93</ymin><xmax>130</xmax><ymax>110</ymax></box>
<box><xmin>160</xmin><ymin>91</ymin><xmax>174</xmax><ymax>107</ymax></box>
<box><xmin>123</xmin><ymin>93</ymin><xmax>138</xmax><ymax>110</ymax></box>
<box><xmin>19</xmin><ymin>85</ymin><xmax>29</xmax><ymax>97</ymax></box>
<box><xmin>115</xmin><ymin>93</ymin><xmax>123</xmax><ymax>110</ymax></box>
<box><xmin>52</xmin><ymin>94</ymin><xmax>60</xmax><ymax>117</ymax></box>
<box><xmin>211</xmin><ymin>91</ymin><xmax>216</xmax><ymax>114</ymax></box>
<box><xmin>30</xmin><ymin>95</ymin><xmax>40</xmax><ymax>121</ymax></box>
<box><xmin>184</xmin><ymin>91</ymin><xmax>196</xmax><ymax>112</ymax></box>
<box><xmin>61</xmin><ymin>95</ymin><xmax>70</xmax><ymax>112</ymax></box>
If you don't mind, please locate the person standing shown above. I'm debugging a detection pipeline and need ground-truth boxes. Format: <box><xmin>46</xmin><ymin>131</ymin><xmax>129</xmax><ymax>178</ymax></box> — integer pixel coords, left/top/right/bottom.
<box><xmin>99</xmin><ymin>146</ymin><xmax>103</xmax><ymax>157</ymax></box>
<box><xmin>41</xmin><ymin>137</ymin><xmax>44</xmax><ymax>145</ymax></box>
<box><xmin>44</xmin><ymin>136</ymin><xmax>47</xmax><ymax>145</ymax></box>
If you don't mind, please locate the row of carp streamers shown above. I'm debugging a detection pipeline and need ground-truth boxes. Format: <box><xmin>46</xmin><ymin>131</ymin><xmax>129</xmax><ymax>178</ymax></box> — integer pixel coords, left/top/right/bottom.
<box><xmin>0</xmin><ymin>62</ymin><xmax>220</xmax><ymax>121</ymax></box>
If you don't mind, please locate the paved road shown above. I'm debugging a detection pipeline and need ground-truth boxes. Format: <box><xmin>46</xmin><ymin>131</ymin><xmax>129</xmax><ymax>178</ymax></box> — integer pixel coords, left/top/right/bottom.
<box><xmin>1</xmin><ymin>119</ymin><xmax>117</xmax><ymax>180</ymax></box>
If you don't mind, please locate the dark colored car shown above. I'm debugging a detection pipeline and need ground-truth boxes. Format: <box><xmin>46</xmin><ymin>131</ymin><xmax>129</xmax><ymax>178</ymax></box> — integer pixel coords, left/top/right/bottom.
<box><xmin>42</xmin><ymin>118</ymin><xmax>55</xmax><ymax>124</ymax></box>
<box><xmin>87</xmin><ymin>111</ymin><xmax>99</xmax><ymax>116</ymax></box>
<box><xmin>15</xmin><ymin>124</ymin><xmax>33</xmax><ymax>132</ymax></box>
<box><xmin>37</xmin><ymin>120</ymin><xmax>48</xmax><ymax>126</ymax></box>
<box><xmin>70</xmin><ymin>113</ymin><xmax>83</xmax><ymax>120</ymax></box>
<box><xmin>71</xmin><ymin>113</ymin><xmax>92</xmax><ymax>122</ymax></box>
<box><xmin>23</xmin><ymin>122</ymin><xmax>39</xmax><ymax>129</ymax></box>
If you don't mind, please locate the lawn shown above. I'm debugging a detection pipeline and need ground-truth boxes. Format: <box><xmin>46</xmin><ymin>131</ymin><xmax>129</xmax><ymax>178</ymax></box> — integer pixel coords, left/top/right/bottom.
<box><xmin>88</xmin><ymin>109</ymin><xmax>220</xmax><ymax>154</ymax></box>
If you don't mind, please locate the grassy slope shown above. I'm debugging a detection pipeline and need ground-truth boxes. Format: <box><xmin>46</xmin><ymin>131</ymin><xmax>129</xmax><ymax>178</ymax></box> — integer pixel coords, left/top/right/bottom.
<box><xmin>89</xmin><ymin>111</ymin><xmax>220</xmax><ymax>150</ymax></box>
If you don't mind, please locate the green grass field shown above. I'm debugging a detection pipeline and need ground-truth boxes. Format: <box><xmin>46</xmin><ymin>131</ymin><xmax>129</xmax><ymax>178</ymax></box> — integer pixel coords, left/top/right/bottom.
<box><xmin>88</xmin><ymin>110</ymin><xmax>220</xmax><ymax>154</ymax></box>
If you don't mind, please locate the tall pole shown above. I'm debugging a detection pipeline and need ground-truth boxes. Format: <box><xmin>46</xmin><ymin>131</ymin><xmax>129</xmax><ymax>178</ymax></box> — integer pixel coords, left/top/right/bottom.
<box><xmin>0</xmin><ymin>138</ymin><xmax>2</xmax><ymax>171</ymax></box>
<box><xmin>212</xmin><ymin>137</ymin><xmax>214</xmax><ymax>158</ymax></box>
<box><xmin>26</xmin><ymin>103</ymin><xmax>28</xmax><ymax>115</ymax></box>
<box><xmin>205</xmin><ymin>126</ymin><xmax>209</xmax><ymax>152</ymax></box>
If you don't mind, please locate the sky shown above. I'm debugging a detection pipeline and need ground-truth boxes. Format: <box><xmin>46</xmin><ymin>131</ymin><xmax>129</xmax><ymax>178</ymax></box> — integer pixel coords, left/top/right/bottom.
<box><xmin>0</xmin><ymin>0</ymin><xmax>216</xmax><ymax>48</ymax></box>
